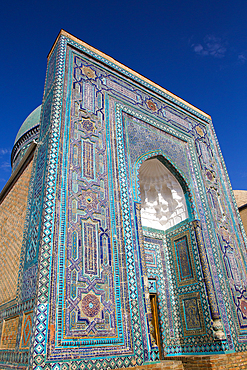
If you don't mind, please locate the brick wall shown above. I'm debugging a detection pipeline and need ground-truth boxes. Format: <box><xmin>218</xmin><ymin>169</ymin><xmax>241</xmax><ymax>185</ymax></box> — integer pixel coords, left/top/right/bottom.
<box><xmin>0</xmin><ymin>160</ymin><xmax>33</xmax><ymax>305</ymax></box>
<box><xmin>176</xmin><ymin>352</ymin><xmax>247</xmax><ymax>369</ymax></box>
<box><xmin>121</xmin><ymin>352</ymin><xmax>247</xmax><ymax>369</ymax></box>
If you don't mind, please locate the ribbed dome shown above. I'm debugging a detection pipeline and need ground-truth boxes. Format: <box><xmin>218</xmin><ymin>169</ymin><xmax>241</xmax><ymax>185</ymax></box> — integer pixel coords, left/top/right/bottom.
<box><xmin>11</xmin><ymin>105</ymin><xmax>41</xmax><ymax>170</ymax></box>
<box><xmin>14</xmin><ymin>105</ymin><xmax>41</xmax><ymax>144</ymax></box>
<box><xmin>139</xmin><ymin>158</ymin><xmax>173</xmax><ymax>182</ymax></box>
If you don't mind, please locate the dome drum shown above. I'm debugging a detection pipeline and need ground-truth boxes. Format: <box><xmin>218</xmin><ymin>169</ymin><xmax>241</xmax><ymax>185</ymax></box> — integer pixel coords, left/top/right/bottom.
<box><xmin>11</xmin><ymin>106</ymin><xmax>41</xmax><ymax>170</ymax></box>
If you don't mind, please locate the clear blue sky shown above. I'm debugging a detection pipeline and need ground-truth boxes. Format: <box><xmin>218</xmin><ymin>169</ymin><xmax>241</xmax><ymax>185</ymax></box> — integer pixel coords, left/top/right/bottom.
<box><xmin>1</xmin><ymin>0</ymin><xmax>246</xmax><ymax>190</ymax></box>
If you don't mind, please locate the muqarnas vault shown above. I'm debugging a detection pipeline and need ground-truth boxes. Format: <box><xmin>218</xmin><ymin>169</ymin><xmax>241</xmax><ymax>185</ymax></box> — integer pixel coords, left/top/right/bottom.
<box><xmin>0</xmin><ymin>30</ymin><xmax>247</xmax><ymax>370</ymax></box>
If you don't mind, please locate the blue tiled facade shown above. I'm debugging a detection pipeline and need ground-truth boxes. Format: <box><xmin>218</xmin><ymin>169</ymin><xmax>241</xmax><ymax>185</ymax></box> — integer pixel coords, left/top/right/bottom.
<box><xmin>1</xmin><ymin>30</ymin><xmax>247</xmax><ymax>369</ymax></box>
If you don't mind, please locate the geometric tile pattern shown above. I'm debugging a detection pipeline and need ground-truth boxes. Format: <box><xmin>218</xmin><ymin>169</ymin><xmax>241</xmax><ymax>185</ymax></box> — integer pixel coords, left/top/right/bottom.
<box><xmin>20</xmin><ymin>311</ymin><xmax>32</xmax><ymax>349</ymax></box>
<box><xmin>143</xmin><ymin>221</ymin><xmax>221</xmax><ymax>355</ymax></box>
<box><xmin>44</xmin><ymin>50</ymin><xmax>136</xmax><ymax>361</ymax></box>
<box><xmin>29</xmin><ymin>32</ymin><xmax>247</xmax><ymax>365</ymax></box>
<box><xmin>30</xmin><ymin>38</ymin><xmax>149</xmax><ymax>369</ymax></box>
<box><xmin>31</xmin><ymin>34</ymin><xmax>67</xmax><ymax>370</ymax></box>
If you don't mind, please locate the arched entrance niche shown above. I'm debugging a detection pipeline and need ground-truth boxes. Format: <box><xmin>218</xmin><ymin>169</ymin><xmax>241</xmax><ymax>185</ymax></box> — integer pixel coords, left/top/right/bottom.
<box><xmin>138</xmin><ymin>155</ymin><xmax>193</xmax><ymax>230</ymax></box>
<box><xmin>136</xmin><ymin>154</ymin><xmax>194</xmax><ymax>358</ymax></box>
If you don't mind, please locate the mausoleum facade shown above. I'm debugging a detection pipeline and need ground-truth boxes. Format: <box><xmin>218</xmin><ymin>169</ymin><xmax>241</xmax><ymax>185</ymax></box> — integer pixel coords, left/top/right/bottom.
<box><xmin>0</xmin><ymin>30</ymin><xmax>247</xmax><ymax>369</ymax></box>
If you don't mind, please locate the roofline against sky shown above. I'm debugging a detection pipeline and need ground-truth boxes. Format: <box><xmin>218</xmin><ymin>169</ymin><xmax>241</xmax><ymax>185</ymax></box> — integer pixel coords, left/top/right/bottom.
<box><xmin>48</xmin><ymin>29</ymin><xmax>211</xmax><ymax>121</ymax></box>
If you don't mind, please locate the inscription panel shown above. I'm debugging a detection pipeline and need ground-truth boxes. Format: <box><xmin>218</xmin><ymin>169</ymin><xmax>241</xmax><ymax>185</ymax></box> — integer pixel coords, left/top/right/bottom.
<box><xmin>179</xmin><ymin>292</ymin><xmax>206</xmax><ymax>336</ymax></box>
<box><xmin>82</xmin><ymin>221</ymin><xmax>99</xmax><ymax>277</ymax></box>
<box><xmin>82</xmin><ymin>139</ymin><xmax>95</xmax><ymax>180</ymax></box>
<box><xmin>175</xmin><ymin>236</ymin><xmax>193</xmax><ymax>281</ymax></box>
<box><xmin>171</xmin><ymin>230</ymin><xmax>197</xmax><ymax>287</ymax></box>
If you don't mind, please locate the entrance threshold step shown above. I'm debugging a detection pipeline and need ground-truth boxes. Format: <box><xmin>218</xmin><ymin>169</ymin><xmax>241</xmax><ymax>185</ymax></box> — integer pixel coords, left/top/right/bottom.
<box><xmin>119</xmin><ymin>360</ymin><xmax>184</xmax><ymax>370</ymax></box>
